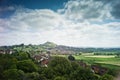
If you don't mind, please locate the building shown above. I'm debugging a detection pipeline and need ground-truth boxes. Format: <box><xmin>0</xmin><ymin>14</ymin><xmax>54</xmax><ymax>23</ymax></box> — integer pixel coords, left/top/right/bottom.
<box><xmin>33</xmin><ymin>53</ymin><xmax>50</xmax><ymax>67</ymax></box>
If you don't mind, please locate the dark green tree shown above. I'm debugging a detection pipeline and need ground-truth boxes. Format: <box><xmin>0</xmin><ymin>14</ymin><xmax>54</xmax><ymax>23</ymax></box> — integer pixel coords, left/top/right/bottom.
<box><xmin>17</xmin><ymin>51</ymin><xmax>29</xmax><ymax>60</ymax></box>
<box><xmin>99</xmin><ymin>74</ymin><xmax>114</xmax><ymax>80</ymax></box>
<box><xmin>25</xmin><ymin>72</ymin><xmax>40</xmax><ymax>80</ymax></box>
<box><xmin>71</xmin><ymin>61</ymin><xmax>79</xmax><ymax>71</ymax></box>
<box><xmin>54</xmin><ymin>76</ymin><xmax>66</xmax><ymax>80</ymax></box>
<box><xmin>17</xmin><ymin>60</ymin><xmax>38</xmax><ymax>72</ymax></box>
<box><xmin>42</xmin><ymin>67</ymin><xmax>55</xmax><ymax>79</ymax></box>
<box><xmin>70</xmin><ymin>67</ymin><xmax>99</xmax><ymax>80</ymax></box>
<box><xmin>3</xmin><ymin>69</ymin><xmax>25</xmax><ymax>80</ymax></box>
<box><xmin>116</xmin><ymin>52</ymin><xmax>120</xmax><ymax>58</ymax></box>
<box><xmin>49</xmin><ymin>57</ymin><xmax>72</xmax><ymax>76</ymax></box>
<box><xmin>68</xmin><ymin>55</ymin><xmax>75</xmax><ymax>61</ymax></box>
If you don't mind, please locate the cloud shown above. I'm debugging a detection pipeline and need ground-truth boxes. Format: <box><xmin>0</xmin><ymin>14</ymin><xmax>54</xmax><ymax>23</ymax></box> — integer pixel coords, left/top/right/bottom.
<box><xmin>93</xmin><ymin>0</ymin><xmax>120</xmax><ymax>19</ymax></box>
<box><xmin>59</xmin><ymin>0</ymin><xmax>113</xmax><ymax>22</ymax></box>
<box><xmin>0</xmin><ymin>0</ymin><xmax>120</xmax><ymax>47</ymax></box>
<box><xmin>59</xmin><ymin>0</ymin><xmax>120</xmax><ymax>21</ymax></box>
<box><xmin>111</xmin><ymin>2</ymin><xmax>120</xmax><ymax>19</ymax></box>
<box><xmin>5</xmin><ymin>8</ymin><xmax>68</xmax><ymax>32</ymax></box>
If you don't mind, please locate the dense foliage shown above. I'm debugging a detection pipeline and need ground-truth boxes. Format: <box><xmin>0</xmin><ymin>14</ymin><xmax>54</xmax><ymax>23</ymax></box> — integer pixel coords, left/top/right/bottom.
<box><xmin>0</xmin><ymin>50</ymin><xmax>117</xmax><ymax>80</ymax></box>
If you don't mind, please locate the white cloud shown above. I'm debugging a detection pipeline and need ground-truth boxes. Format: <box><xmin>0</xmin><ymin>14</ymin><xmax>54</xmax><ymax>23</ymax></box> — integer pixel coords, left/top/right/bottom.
<box><xmin>0</xmin><ymin>0</ymin><xmax>120</xmax><ymax>47</ymax></box>
<box><xmin>7</xmin><ymin>9</ymin><xmax>67</xmax><ymax>32</ymax></box>
<box><xmin>60</xmin><ymin>0</ymin><xmax>113</xmax><ymax>21</ymax></box>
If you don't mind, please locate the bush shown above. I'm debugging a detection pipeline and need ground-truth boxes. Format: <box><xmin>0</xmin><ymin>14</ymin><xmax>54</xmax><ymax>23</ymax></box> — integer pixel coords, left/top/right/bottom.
<box><xmin>49</xmin><ymin>57</ymin><xmax>72</xmax><ymax>76</ymax></box>
<box><xmin>17</xmin><ymin>60</ymin><xmax>38</xmax><ymax>72</ymax></box>
<box><xmin>68</xmin><ymin>55</ymin><xmax>75</xmax><ymax>61</ymax></box>
<box><xmin>99</xmin><ymin>74</ymin><xmax>114</xmax><ymax>80</ymax></box>
<box><xmin>3</xmin><ymin>69</ymin><xmax>25</xmax><ymax>80</ymax></box>
<box><xmin>54</xmin><ymin>76</ymin><xmax>66</xmax><ymax>80</ymax></box>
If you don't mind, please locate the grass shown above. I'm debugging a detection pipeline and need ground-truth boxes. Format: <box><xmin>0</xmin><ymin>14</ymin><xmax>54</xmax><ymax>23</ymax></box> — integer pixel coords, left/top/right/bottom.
<box><xmin>52</xmin><ymin>54</ymin><xmax>120</xmax><ymax>70</ymax></box>
<box><xmin>74</xmin><ymin>54</ymin><xmax>120</xmax><ymax>65</ymax></box>
<box><xmin>52</xmin><ymin>54</ymin><xmax>120</xmax><ymax>77</ymax></box>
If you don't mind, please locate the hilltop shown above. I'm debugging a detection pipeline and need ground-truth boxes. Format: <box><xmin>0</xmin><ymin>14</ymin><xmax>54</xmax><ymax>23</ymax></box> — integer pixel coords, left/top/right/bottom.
<box><xmin>0</xmin><ymin>41</ymin><xmax>120</xmax><ymax>55</ymax></box>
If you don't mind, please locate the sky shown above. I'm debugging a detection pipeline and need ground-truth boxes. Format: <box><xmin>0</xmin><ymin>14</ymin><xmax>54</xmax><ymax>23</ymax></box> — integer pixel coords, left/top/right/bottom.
<box><xmin>0</xmin><ymin>0</ymin><xmax>120</xmax><ymax>47</ymax></box>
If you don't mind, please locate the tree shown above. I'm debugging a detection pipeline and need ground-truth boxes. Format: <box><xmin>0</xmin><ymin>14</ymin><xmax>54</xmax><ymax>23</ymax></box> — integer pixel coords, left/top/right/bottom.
<box><xmin>3</xmin><ymin>69</ymin><xmax>25</xmax><ymax>80</ymax></box>
<box><xmin>17</xmin><ymin>51</ymin><xmax>29</xmax><ymax>60</ymax></box>
<box><xmin>0</xmin><ymin>54</ymin><xmax>17</xmax><ymax>71</ymax></box>
<box><xmin>42</xmin><ymin>67</ymin><xmax>55</xmax><ymax>79</ymax></box>
<box><xmin>70</xmin><ymin>67</ymin><xmax>98</xmax><ymax>80</ymax></box>
<box><xmin>25</xmin><ymin>72</ymin><xmax>40</xmax><ymax>80</ymax></box>
<box><xmin>49</xmin><ymin>57</ymin><xmax>72</xmax><ymax>76</ymax></box>
<box><xmin>17</xmin><ymin>60</ymin><xmax>38</xmax><ymax>72</ymax></box>
<box><xmin>116</xmin><ymin>52</ymin><xmax>120</xmax><ymax>58</ymax></box>
<box><xmin>68</xmin><ymin>55</ymin><xmax>75</xmax><ymax>61</ymax></box>
<box><xmin>54</xmin><ymin>76</ymin><xmax>66</xmax><ymax>80</ymax></box>
<box><xmin>71</xmin><ymin>61</ymin><xmax>79</xmax><ymax>71</ymax></box>
<box><xmin>99</xmin><ymin>74</ymin><xmax>114</xmax><ymax>80</ymax></box>
<box><xmin>0</xmin><ymin>54</ymin><xmax>18</xmax><ymax>79</ymax></box>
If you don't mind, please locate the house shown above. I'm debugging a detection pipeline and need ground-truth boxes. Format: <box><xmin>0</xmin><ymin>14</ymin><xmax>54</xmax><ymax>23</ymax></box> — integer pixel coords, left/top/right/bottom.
<box><xmin>91</xmin><ymin>65</ymin><xmax>108</xmax><ymax>75</ymax></box>
<box><xmin>41</xmin><ymin>59</ymin><xmax>49</xmax><ymax>67</ymax></box>
<box><xmin>0</xmin><ymin>49</ymin><xmax>13</xmax><ymax>54</ymax></box>
<box><xmin>33</xmin><ymin>53</ymin><xmax>50</xmax><ymax>67</ymax></box>
<box><xmin>5</xmin><ymin>49</ymin><xmax>13</xmax><ymax>54</ymax></box>
<box><xmin>91</xmin><ymin>65</ymin><xmax>100</xmax><ymax>73</ymax></box>
<box><xmin>0</xmin><ymin>50</ymin><xmax>5</xmax><ymax>54</ymax></box>
<box><xmin>34</xmin><ymin>55</ymin><xmax>42</xmax><ymax>62</ymax></box>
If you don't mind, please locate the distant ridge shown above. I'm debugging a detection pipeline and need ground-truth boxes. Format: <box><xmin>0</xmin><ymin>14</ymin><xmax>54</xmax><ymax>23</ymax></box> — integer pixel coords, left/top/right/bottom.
<box><xmin>0</xmin><ymin>41</ymin><xmax>120</xmax><ymax>54</ymax></box>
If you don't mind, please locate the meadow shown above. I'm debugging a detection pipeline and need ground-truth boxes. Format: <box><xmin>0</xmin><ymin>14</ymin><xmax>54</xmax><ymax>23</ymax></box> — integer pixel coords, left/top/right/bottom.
<box><xmin>53</xmin><ymin>53</ymin><xmax>120</xmax><ymax>70</ymax></box>
<box><xmin>75</xmin><ymin>55</ymin><xmax>119</xmax><ymax>65</ymax></box>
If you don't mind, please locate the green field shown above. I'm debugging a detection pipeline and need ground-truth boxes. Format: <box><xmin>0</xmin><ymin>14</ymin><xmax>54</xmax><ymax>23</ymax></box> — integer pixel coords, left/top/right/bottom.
<box><xmin>53</xmin><ymin>54</ymin><xmax>120</xmax><ymax>70</ymax></box>
<box><xmin>74</xmin><ymin>55</ymin><xmax>120</xmax><ymax>65</ymax></box>
<box><xmin>75</xmin><ymin>55</ymin><xmax>120</xmax><ymax>71</ymax></box>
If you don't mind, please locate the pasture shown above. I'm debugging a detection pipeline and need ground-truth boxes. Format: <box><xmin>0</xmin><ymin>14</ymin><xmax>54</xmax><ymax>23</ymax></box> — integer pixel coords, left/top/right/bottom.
<box><xmin>74</xmin><ymin>54</ymin><xmax>120</xmax><ymax>66</ymax></box>
<box><xmin>52</xmin><ymin>53</ymin><xmax>120</xmax><ymax>70</ymax></box>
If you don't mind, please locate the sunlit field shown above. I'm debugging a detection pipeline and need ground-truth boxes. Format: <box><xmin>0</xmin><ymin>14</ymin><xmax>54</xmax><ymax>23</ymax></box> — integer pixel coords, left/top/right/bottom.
<box><xmin>74</xmin><ymin>54</ymin><xmax>120</xmax><ymax>65</ymax></box>
<box><xmin>52</xmin><ymin>54</ymin><xmax>120</xmax><ymax>70</ymax></box>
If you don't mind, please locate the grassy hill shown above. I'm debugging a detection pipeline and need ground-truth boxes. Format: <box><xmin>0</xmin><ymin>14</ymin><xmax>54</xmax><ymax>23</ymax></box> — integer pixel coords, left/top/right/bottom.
<box><xmin>0</xmin><ymin>42</ymin><xmax>120</xmax><ymax>55</ymax></box>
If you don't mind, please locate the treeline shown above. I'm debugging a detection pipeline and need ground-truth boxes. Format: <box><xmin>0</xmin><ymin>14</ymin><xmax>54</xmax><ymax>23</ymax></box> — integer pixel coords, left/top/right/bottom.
<box><xmin>94</xmin><ymin>52</ymin><xmax>120</xmax><ymax>57</ymax></box>
<box><xmin>0</xmin><ymin>51</ymin><xmax>116</xmax><ymax>80</ymax></box>
<box><xmin>94</xmin><ymin>52</ymin><xmax>116</xmax><ymax>55</ymax></box>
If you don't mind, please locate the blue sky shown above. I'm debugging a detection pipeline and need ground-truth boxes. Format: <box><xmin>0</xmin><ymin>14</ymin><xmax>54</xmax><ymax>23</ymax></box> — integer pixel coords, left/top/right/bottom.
<box><xmin>0</xmin><ymin>0</ymin><xmax>68</xmax><ymax>18</ymax></box>
<box><xmin>0</xmin><ymin>0</ymin><xmax>120</xmax><ymax>47</ymax></box>
<box><xmin>0</xmin><ymin>0</ymin><xmax>67</xmax><ymax>9</ymax></box>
